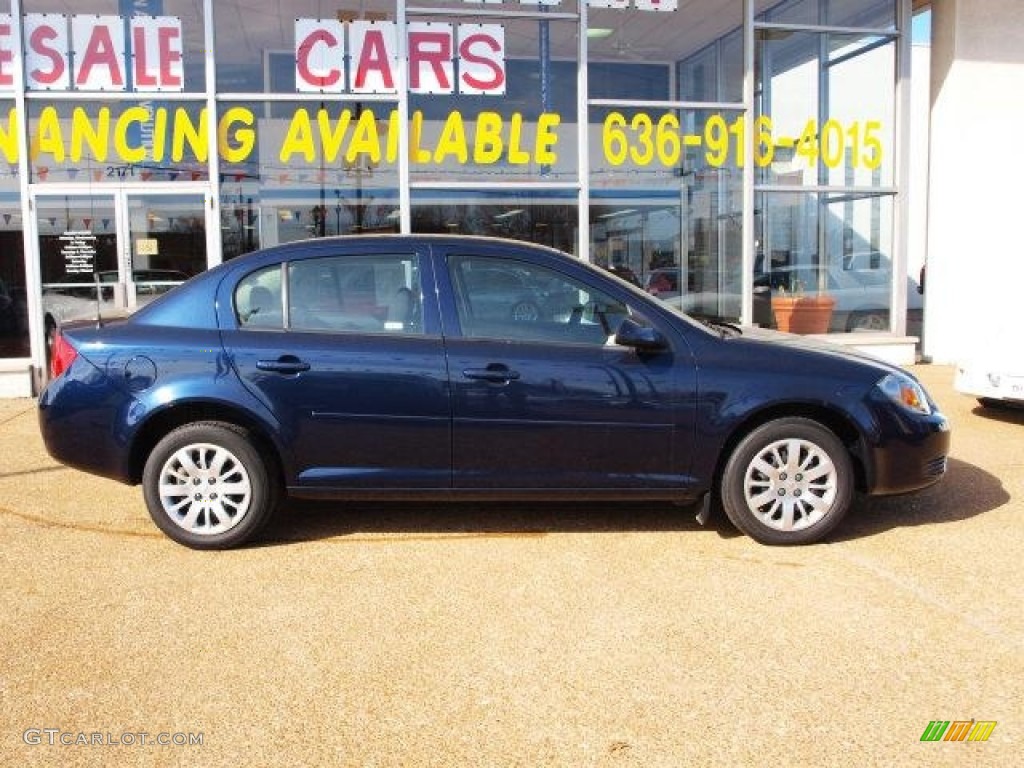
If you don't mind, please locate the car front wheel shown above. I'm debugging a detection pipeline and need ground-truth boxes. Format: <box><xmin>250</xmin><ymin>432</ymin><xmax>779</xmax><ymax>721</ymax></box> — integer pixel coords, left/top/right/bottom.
<box><xmin>142</xmin><ymin>422</ymin><xmax>278</xmax><ymax>549</ymax></box>
<box><xmin>720</xmin><ymin>418</ymin><xmax>853</xmax><ymax>545</ymax></box>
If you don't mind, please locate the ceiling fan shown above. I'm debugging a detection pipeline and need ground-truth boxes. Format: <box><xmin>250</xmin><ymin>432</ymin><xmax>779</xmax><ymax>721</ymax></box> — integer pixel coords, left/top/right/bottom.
<box><xmin>592</xmin><ymin>13</ymin><xmax>662</xmax><ymax>60</ymax></box>
<box><xmin>605</xmin><ymin>37</ymin><xmax>662</xmax><ymax>59</ymax></box>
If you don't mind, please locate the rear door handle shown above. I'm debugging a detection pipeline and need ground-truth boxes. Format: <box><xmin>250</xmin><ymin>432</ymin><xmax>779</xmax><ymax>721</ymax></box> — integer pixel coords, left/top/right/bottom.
<box><xmin>462</xmin><ymin>366</ymin><xmax>520</xmax><ymax>383</ymax></box>
<box><xmin>257</xmin><ymin>356</ymin><xmax>311</xmax><ymax>374</ymax></box>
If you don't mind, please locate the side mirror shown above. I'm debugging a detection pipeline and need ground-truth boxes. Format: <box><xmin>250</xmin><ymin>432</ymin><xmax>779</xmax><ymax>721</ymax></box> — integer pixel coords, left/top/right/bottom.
<box><xmin>614</xmin><ymin>317</ymin><xmax>667</xmax><ymax>352</ymax></box>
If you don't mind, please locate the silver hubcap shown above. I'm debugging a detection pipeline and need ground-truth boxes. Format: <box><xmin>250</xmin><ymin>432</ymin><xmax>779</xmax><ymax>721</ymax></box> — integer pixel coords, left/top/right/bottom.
<box><xmin>158</xmin><ymin>442</ymin><xmax>252</xmax><ymax>536</ymax></box>
<box><xmin>743</xmin><ymin>438</ymin><xmax>837</xmax><ymax>532</ymax></box>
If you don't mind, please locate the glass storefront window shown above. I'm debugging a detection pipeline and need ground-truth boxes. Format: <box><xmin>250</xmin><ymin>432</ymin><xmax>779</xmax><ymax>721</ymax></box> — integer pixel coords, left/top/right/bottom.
<box><xmin>25</xmin><ymin>100</ymin><xmax>209</xmax><ymax>184</ymax></box>
<box><xmin>0</xmin><ymin>86</ymin><xmax>24</xmax><ymax>357</ymax></box>
<box><xmin>758</xmin><ymin>190</ymin><xmax>900</xmax><ymax>333</ymax></box>
<box><xmin>23</xmin><ymin>0</ymin><xmax>207</xmax><ymax>92</ymax></box>
<box><xmin>589</xmin><ymin>4</ymin><xmax>739</xmax><ymax>98</ymax></box>
<box><xmin>0</xmin><ymin>195</ymin><xmax>27</xmax><ymax>358</ymax></box>
<box><xmin>215</xmin><ymin>1</ymin><xmax>402</xmax><ymax>93</ymax></box>
<box><xmin>588</xmin><ymin>2</ymin><xmax>743</xmax><ymax>324</ymax></box>
<box><xmin>0</xmin><ymin>0</ymin><xmax>910</xmax><ymax>382</ymax></box>
<box><xmin>589</xmin><ymin>105</ymin><xmax>744</xmax><ymax>322</ymax></box>
<box><xmin>760</xmin><ymin>0</ymin><xmax>897</xmax><ymax>28</ymax></box>
<box><xmin>36</xmin><ymin>196</ymin><xmax>119</xmax><ymax>320</ymax></box>
<box><xmin>678</xmin><ymin>27</ymin><xmax>743</xmax><ymax>104</ymax></box>
<box><xmin>411</xmin><ymin>190</ymin><xmax>577</xmax><ymax>254</ymax></box>
<box><xmin>756</xmin><ymin>30</ymin><xmax>896</xmax><ymax>189</ymax></box>
<box><xmin>406</xmin><ymin>13</ymin><xmax>576</xmax><ymax>185</ymax></box>
<box><xmin>218</xmin><ymin>100</ymin><xmax>400</xmax><ymax>259</ymax></box>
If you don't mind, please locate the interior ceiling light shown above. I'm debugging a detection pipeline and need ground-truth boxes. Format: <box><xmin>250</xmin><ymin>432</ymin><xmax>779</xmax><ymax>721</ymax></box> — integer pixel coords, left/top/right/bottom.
<box><xmin>586</xmin><ymin>28</ymin><xmax>615</xmax><ymax>40</ymax></box>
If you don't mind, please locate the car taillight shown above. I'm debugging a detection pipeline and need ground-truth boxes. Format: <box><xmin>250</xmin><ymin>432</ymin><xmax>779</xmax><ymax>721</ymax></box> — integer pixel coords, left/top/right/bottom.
<box><xmin>49</xmin><ymin>329</ymin><xmax>79</xmax><ymax>379</ymax></box>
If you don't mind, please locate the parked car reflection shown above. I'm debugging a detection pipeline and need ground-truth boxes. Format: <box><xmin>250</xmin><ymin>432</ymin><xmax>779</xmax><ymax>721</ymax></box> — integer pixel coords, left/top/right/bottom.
<box><xmin>42</xmin><ymin>269</ymin><xmax>188</xmax><ymax>348</ymax></box>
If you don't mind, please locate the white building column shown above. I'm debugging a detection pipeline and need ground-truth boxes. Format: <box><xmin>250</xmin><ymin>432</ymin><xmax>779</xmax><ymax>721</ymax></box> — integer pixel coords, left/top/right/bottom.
<box><xmin>924</xmin><ymin>0</ymin><xmax>1024</xmax><ymax>363</ymax></box>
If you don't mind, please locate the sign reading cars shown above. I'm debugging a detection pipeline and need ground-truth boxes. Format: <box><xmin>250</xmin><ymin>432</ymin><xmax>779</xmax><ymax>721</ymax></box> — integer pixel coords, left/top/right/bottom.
<box><xmin>295</xmin><ymin>20</ymin><xmax>506</xmax><ymax>95</ymax></box>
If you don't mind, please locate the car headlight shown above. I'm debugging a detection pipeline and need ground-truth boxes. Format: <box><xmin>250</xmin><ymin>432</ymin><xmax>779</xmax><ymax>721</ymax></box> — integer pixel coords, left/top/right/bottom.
<box><xmin>876</xmin><ymin>372</ymin><xmax>932</xmax><ymax>415</ymax></box>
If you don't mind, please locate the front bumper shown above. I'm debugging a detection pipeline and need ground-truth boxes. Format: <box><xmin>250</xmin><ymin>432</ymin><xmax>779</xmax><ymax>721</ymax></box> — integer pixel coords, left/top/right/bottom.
<box><xmin>866</xmin><ymin>407</ymin><xmax>951</xmax><ymax>496</ymax></box>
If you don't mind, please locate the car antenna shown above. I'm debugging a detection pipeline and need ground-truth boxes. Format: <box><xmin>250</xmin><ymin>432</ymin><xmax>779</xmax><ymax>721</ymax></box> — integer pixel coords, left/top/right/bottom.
<box><xmin>94</xmin><ymin>271</ymin><xmax>104</xmax><ymax>328</ymax></box>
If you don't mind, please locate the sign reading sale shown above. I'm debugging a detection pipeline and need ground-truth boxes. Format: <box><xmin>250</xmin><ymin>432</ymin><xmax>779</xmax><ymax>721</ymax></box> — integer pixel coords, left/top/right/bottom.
<box><xmin>8</xmin><ymin>13</ymin><xmax>184</xmax><ymax>92</ymax></box>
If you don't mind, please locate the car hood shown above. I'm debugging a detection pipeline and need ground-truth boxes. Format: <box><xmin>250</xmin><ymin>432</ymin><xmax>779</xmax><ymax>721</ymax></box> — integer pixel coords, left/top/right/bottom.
<box><xmin>726</xmin><ymin>325</ymin><xmax>904</xmax><ymax>376</ymax></box>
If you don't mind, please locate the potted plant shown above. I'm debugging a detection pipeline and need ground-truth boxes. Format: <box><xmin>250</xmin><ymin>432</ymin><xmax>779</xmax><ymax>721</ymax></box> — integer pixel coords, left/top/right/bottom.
<box><xmin>771</xmin><ymin>275</ymin><xmax>835</xmax><ymax>334</ymax></box>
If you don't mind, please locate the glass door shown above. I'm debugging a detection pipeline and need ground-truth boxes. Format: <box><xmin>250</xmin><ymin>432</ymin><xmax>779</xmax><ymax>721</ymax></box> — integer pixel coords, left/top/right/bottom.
<box><xmin>36</xmin><ymin>195</ymin><xmax>120</xmax><ymax>345</ymax></box>
<box><xmin>35</xmin><ymin>191</ymin><xmax>207</xmax><ymax>349</ymax></box>
<box><xmin>123</xmin><ymin>193</ymin><xmax>207</xmax><ymax>306</ymax></box>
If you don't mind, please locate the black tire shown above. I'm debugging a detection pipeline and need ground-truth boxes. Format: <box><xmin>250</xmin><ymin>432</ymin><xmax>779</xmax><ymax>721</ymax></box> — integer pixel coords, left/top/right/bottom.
<box><xmin>142</xmin><ymin>422</ymin><xmax>279</xmax><ymax>549</ymax></box>
<box><xmin>978</xmin><ymin>397</ymin><xmax>1024</xmax><ymax>411</ymax></box>
<box><xmin>846</xmin><ymin>310</ymin><xmax>888</xmax><ymax>332</ymax></box>
<box><xmin>720</xmin><ymin>417</ymin><xmax>854</xmax><ymax>545</ymax></box>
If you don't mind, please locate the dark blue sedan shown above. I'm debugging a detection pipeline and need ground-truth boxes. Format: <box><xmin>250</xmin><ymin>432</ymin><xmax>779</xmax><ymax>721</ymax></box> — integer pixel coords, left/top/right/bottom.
<box><xmin>38</xmin><ymin>235</ymin><xmax>950</xmax><ymax>549</ymax></box>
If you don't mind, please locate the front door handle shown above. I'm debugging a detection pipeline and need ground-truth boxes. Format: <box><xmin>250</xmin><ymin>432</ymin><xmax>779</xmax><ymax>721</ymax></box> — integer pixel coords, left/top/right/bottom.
<box><xmin>462</xmin><ymin>365</ymin><xmax>520</xmax><ymax>383</ymax></box>
<box><xmin>257</xmin><ymin>356</ymin><xmax>311</xmax><ymax>374</ymax></box>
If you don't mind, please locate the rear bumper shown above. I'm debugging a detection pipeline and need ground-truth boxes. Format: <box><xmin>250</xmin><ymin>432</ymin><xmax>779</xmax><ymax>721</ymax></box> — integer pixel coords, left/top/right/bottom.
<box><xmin>38</xmin><ymin>360</ymin><xmax>137</xmax><ymax>485</ymax></box>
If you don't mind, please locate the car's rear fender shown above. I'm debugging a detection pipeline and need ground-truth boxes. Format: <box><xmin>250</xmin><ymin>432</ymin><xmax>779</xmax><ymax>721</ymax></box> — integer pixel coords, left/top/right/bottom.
<box><xmin>125</xmin><ymin>396</ymin><xmax>288</xmax><ymax>489</ymax></box>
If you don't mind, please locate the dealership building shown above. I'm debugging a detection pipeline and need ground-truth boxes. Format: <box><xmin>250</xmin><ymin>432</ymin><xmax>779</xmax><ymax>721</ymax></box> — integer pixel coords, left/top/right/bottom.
<box><xmin>0</xmin><ymin>0</ymin><xmax>1016</xmax><ymax>396</ymax></box>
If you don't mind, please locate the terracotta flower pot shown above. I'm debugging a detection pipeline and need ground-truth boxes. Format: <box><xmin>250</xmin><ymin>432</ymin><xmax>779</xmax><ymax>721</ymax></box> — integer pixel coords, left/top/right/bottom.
<box><xmin>771</xmin><ymin>294</ymin><xmax>836</xmax><ymax>334</ymax></box>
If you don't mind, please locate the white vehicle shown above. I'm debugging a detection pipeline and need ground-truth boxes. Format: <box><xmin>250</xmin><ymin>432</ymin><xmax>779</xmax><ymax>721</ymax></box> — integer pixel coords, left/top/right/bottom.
<box><xmin>955</xmin><ymin>346</ymin><xmax>1024</xmax><ymax>410</ymax></box>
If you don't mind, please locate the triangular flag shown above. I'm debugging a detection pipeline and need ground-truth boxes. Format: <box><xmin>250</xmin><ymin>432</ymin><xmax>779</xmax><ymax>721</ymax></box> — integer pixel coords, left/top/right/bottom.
<box><xmin>83</xmin><ymin>217</ymin><xmax>92</xmax><ymax>229</ymax></box>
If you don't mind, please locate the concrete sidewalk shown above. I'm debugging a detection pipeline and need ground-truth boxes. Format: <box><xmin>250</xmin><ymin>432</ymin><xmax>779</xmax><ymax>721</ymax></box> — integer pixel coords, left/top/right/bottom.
<box><xmin>1</xmin><ymin>364</ymin><xmax>1021</xmax><ymax>767</ymax></box>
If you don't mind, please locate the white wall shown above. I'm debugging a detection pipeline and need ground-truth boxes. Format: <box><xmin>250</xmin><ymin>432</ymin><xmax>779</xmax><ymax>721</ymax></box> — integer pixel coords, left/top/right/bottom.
<box><xmin>925</xmin><ymin>0</ymin><xmax>1024</xmax><ymax>363</ymax></box>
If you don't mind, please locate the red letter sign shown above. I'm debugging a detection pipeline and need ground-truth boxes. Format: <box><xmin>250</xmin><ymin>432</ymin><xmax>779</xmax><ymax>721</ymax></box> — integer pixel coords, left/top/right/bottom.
<box><xmin>295</xmin><ymin>19</ymin><xmax>345</xmax><ymax>93</ymax></box>
<box><xmin>350</xmin><ymin>21</ymin><xmax>398</xmax><ymax>94</ymax></box>
<box><xmin>73</xmin><ymin>15</ymin><xmax>126</xmax><ymax>90</ymax></box>
<box><xmin>408</xmin><ymin>23</ymin><xmax>454</xmax><ymax>95</ymax></box>
<box><xmin>25</xmin><ymin>14</ymin><xmax>69</xmax><ymax>90</ymax></box>
<box><xmin>131</xmin><ymin>17</ymin><xmax>184</xmax><ymax>92</ymax></box>
<box><xmin>458</xmin><ymin>25</ymin><xmax>505</xmax><ymax>95</ymax></box>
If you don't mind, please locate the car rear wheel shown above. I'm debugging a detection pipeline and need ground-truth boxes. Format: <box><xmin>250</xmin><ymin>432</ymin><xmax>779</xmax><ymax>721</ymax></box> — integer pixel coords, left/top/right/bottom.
<box><xmin>142</xmin><ymin>422</ymin><xmax>278</xmax><ymax>549</ymax></box>
<box><xmin>720</xmin><ymin>418</ymin><xmax>853</xmax><ymax>545</ymax></box>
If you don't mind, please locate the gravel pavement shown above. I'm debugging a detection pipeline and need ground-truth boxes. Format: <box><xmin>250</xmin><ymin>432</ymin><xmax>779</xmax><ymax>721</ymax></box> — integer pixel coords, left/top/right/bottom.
<box><xmin>1</xmin><ymin>364</ymin><xmax>1021</xmax><ymax>767</ymax></box>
